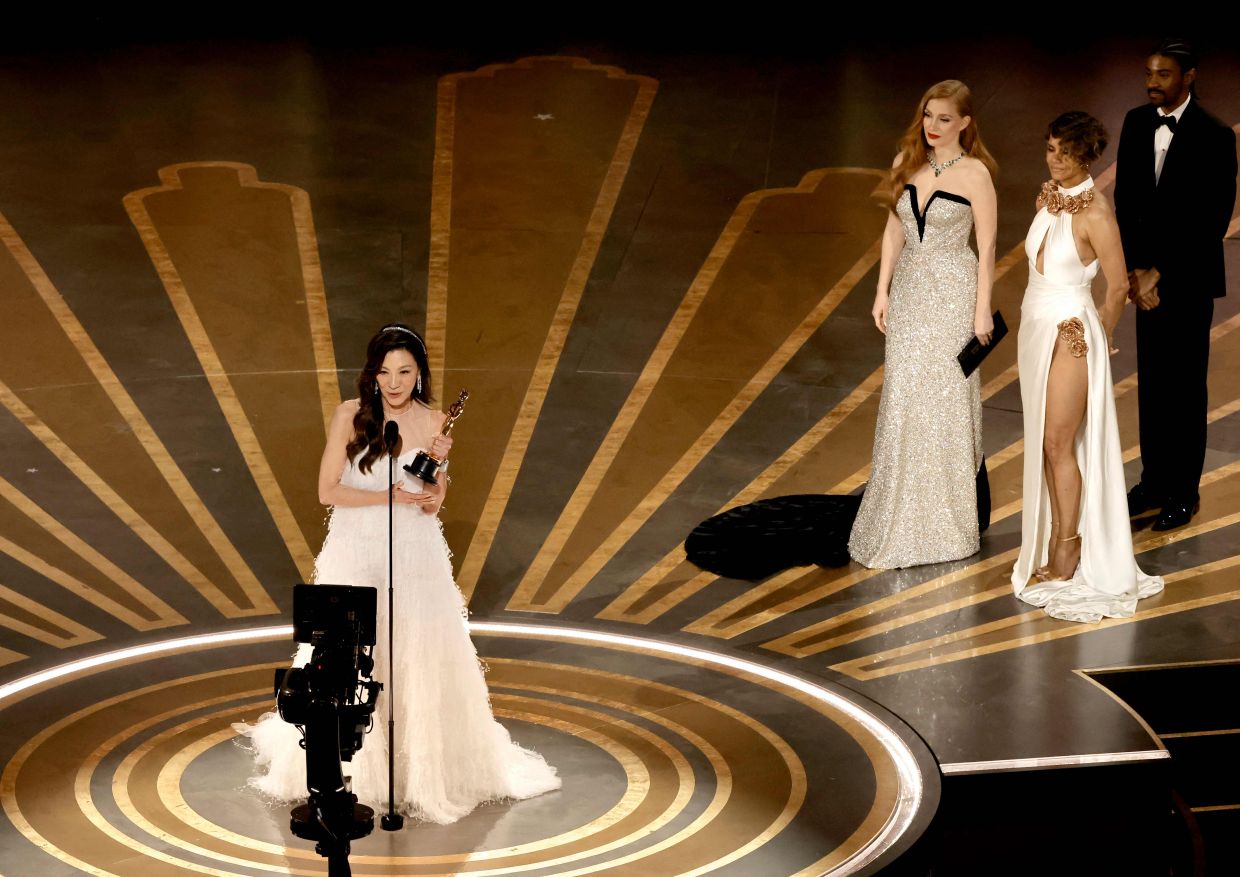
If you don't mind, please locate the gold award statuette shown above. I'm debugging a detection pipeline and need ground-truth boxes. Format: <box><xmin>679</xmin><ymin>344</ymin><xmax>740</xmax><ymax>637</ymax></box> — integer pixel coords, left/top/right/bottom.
<box><xmin>403</xmin><ymin>389</ymin><xmax>468</xmax><ymax>485</ymax></box>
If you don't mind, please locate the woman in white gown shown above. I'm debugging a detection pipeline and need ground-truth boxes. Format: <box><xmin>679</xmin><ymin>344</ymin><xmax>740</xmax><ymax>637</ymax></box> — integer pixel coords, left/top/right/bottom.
<box><xmin>1012</xmin><ymin>113</ymin><xmax>1164</xmax><ymax>622</ymax></box>
<box><xmin>237</xmin><ymin>323</ymin><xmax>559</xmax><ymax>823</ymax></box>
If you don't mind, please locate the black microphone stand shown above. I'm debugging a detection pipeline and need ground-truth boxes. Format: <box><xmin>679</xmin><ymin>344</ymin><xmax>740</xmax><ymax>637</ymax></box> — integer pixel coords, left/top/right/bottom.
<box><xmin>380</xmin><ymin>421</ymin><xmax>403</xmax><ymax>832</ymax></box>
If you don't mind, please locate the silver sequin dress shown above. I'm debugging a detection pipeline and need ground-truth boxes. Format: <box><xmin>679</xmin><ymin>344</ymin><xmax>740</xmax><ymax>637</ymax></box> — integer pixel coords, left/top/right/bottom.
<box><xmin>848</xmin><ymin>184</ymin><xmax>983</xmax><ymax>569</ymax></box>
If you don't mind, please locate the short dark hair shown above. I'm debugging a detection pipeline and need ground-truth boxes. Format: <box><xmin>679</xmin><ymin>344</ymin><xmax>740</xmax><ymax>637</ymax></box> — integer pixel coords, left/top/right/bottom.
<box><xmin>1046</xmin><ymin>111</ymin><xmax>1108</xmax><ymax>165</ymax></box>
<box><xmin>1152</xmin><ymin>38</ymin><xmax>1199</xmax><ymax>73</ymax></box>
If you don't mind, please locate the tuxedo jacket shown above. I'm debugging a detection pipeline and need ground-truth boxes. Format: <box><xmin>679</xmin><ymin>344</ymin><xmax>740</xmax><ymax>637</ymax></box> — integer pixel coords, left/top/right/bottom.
<box><xmin>1115</xmin><ymin>98</ymin><xmax>1237</xmax><ymax>299</ymax></box>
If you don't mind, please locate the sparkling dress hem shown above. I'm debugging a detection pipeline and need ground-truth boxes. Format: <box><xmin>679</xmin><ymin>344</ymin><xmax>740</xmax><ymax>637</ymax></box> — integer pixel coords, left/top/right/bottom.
<box><xmin>849</xmin><ymin>183</ymin><xmax>983</xmax><ymax>569</ymax></box>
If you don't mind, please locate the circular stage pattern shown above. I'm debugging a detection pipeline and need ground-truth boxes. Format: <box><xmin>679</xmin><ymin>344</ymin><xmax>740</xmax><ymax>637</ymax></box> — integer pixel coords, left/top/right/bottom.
<box><xmin>0</xmin><ymin>624</ymin><xmax>937</xmax><ymax>876</ymax></box>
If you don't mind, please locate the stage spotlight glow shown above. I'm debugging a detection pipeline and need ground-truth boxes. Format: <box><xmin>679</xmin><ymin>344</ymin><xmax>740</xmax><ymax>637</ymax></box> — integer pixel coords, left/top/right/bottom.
<box><xmin>940</xmin><ymin>750</ymin><xmax>1169</xmax><ymax>774</ymax></box>
<box><xmin>0</xmin><ymin>620</ymin><xmax>926</xmax><ymax>875</ymax></box>
<box><xmin>0</xmin><ymin>625</ymin><xmax>293</xmax><ymax>703</ymax></box>
<box><xmin>469</xmin><ymin>621</ymin><xmax>924</xmax><ymax>874</ymax></box>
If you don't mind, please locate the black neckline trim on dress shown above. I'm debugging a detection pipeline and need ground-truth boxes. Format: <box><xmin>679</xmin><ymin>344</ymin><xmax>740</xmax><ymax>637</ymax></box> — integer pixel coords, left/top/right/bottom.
<box><xmin>905</xmin><ymin>184</ymin><xmax>972</xmax><ymax>241</ymax></box>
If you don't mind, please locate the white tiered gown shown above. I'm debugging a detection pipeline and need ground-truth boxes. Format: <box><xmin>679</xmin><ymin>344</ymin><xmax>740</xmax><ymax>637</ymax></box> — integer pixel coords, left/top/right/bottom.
<box><xmin>237</xmin><ymin>440</ymin><xmax>559</xmax><ymax>824</ymax></box>
<box><xmin>1011</xmin><ymin>178</ymin><xmax>1164</xmax><ymax>622</ymax></box>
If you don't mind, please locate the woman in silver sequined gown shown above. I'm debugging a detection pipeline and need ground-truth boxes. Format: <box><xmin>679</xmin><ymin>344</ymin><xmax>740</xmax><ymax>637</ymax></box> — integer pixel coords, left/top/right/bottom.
<box><xmin>849</xmin><ymin>81</ymin><xmax>998</xmax><ymax>569</ymax></box>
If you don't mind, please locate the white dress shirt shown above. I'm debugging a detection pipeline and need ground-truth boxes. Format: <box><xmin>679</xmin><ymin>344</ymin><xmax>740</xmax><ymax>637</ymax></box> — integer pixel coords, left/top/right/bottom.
<box><xmin>1154</xmin><ymin>93</ymin><xmax>1191</xmax><ymax>184</ymax></box>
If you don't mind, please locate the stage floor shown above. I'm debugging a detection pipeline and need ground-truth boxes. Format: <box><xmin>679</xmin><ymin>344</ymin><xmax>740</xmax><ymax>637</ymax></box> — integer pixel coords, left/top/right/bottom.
<box><xmin>0</xmin><ymin>30</ymin><xmax>1237</xmax><ymax>875</ymax></box>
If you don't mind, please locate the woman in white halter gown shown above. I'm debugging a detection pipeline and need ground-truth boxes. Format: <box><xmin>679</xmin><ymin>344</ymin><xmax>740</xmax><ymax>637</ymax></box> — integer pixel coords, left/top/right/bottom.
<box><xmin>236</xmin><ymin>324</ymin><xmax>559</xmax><ymax>824</ymax></box>
<box><xmin>1012</xmin><ymin>113</ymin><xmax>1163</xmax><ymax>623</ymax></box>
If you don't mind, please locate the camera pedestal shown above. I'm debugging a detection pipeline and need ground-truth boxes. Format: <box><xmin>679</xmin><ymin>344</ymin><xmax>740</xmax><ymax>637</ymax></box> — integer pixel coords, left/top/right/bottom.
<box><xmin>290</xmin><ymin>797</ymin><xmax>374</xmax><ymax>877</ymax></box>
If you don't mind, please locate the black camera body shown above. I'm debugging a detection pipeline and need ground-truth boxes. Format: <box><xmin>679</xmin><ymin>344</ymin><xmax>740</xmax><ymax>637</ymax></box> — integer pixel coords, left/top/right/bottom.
<box><xmin>275</xmin><ymin>584</ymin><xmax>380</xmax><ymax>762</ymax></box>
<box><xmin>277</xmin><ymin>584</ymin><xmax>380</xmax><ymax>877</ymax></box>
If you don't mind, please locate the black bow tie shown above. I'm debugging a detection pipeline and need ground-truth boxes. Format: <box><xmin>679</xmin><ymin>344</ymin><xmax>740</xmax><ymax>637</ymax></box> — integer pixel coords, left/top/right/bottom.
<box><xmin>1155</xmin><ymin>115</ymin><xmax>1178</xmax><ymax>132</ymax></box>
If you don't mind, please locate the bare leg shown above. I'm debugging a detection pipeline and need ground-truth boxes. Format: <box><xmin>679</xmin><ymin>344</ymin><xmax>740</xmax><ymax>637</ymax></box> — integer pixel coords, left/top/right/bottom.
<box><xmin>1037</xmin><ymin>458</ymin><xmax>1061</xmax><ymax>577</ymax></box>
<box><xmin>1041</xmin><ymin>322</ymin><xmax>1089</xmax><ymax>580</ymax></box>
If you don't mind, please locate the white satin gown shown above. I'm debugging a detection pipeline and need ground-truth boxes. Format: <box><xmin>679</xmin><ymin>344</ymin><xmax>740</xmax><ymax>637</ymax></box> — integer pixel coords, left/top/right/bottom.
<box><xmin>1011</xmin><ymin>177</ymin><xmax>1164</xmax><ymax>622</ymax></box>
<box><xmin>235</xmin><ymin>415</ymin><xmax>560</xmax><ymax>823</ymax></box>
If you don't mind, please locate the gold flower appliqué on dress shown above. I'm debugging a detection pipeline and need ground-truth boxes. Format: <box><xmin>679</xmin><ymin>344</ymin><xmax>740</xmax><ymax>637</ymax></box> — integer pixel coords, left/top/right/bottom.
<box><xmin>1057</xmin><ymin>317</ymin><xmax>1088</xmax><ymax>357</ymax></box>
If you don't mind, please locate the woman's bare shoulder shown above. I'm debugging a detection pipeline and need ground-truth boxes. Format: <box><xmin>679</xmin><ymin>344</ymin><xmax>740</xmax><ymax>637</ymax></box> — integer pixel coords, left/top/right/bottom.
<box><xmin>957</xmin><ymin>158</ymin><xmax>995</xmax><ymax>190</ymax></box>
<box><xmin>406</xmin><ymin>400</ymin><xmax>447</xmax><ymax>430</ymax></box>
<box><xmin>1079</xmin><ymin>189</ymin><xmax>1115</xmax><ymax>224</ymax></box>
<box><xmin>1089</xmin><ymin>188</ymin><xmax>1114</xmax><ymax>213</ymax></box>
<box><xmin>330</xmin><ymin>399</ymin><xmax>360</xmax><ymax>428</ymax></box>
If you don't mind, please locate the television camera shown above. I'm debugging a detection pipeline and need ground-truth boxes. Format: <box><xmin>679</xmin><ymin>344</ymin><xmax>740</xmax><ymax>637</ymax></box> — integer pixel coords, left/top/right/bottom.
<box><xmin>273</xmin><ymin>584</ymin><xmax>381</xmax><ymax>877</ymax></box>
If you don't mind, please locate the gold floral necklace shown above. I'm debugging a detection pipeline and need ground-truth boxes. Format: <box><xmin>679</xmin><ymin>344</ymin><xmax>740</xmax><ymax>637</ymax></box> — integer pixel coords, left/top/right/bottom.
<box><xmin>1036</xmin><ymin>178</ymin><xmax>1095</xmax><ymax>215</ymax></box>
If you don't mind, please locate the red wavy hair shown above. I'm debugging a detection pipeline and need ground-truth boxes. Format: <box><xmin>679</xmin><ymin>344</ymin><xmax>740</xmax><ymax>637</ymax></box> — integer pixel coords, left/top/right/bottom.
<box><xmin>878</xmin><ymin>80</ymin><xmax>998</xmax><ymax>209</ymax></box>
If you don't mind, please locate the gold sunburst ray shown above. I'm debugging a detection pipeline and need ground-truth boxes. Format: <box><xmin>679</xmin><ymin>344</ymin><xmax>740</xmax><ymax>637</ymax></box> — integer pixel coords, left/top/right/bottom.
<box><xmin>671</xmin><ymin>233</ymin><xmax>1240</xmax><ymax>644</ymax></box>
<box><xmin>0</xmin><ymin>210</ymin><xmax>271</xmax><ymax>621</ymax></box>
<box><xmin>509</xmin><ymin>167</ymin><xmax>889</xmax><ymax>615</ymax></box>
<box><xmin>605</xmin><ymin>230</ymin><xmax>1035</xmax><ymax>630</ymax></box>
<box><xmin>761</xmin><ymin>421</ymin><xmax>1240</xmax><ymax>659</ymax></box>
<box><xmin>427</xmin><ymin>57</ymin><xmax>659</xmax><ymax>601</ymax></box>
<box><xmin>125</xmin><ymin>162</ymin><xmax>341</xmax><ymax>585</ymax></box>
<box><xmin>0</xmin><ymin>645</ymin><xmax>24</xmax><ymax>669</ymax></box>
<box><xmin>0</xmin><ymin>580</ymin><xmax>100</xmax><ymax>649</ymax></box>
<box><xmin>758</xmin><ymin>305</ymin><xmax>1240</xmax><ymax>649</ymax></box>
<box><xmin>830</xmin><ymin>538</ymin><xmax>1240</xmax><ymax>682</ymax></box>
<box><xmin>0</xmin><ymin>474</ymin><xmax>182</xmax><ymax>631</ymax></box>
<box><xmin>772</xmin><ymin>452</ymin><xmax>1240</xmax><ymax>664</ymax></box>
<box><xmin>597</xmin><ymin>369</ymin><xmax>887</xmax><ymax>624</ymax></box>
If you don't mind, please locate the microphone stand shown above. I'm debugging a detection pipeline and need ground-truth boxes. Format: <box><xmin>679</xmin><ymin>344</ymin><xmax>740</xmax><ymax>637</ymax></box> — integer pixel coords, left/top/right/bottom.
<box><xmin>381</xmin><ymin>421</ymin><xmax>403</xmax><ymax>832</ymax></box>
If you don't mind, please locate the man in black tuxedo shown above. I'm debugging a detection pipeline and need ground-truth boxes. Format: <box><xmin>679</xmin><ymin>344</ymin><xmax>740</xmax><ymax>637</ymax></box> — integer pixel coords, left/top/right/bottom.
<box><xmin>1117</xmin><ymin>39</ymin><xmax>1237</xmax><ymax>531</ymax></box>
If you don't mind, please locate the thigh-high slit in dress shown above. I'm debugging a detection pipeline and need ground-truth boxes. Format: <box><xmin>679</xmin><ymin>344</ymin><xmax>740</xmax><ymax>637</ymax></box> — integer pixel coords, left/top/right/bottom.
<box><xmin>1012</xmin><ymin>177</ymin><xmax>1163</xmax><ymax>622</ymax></box>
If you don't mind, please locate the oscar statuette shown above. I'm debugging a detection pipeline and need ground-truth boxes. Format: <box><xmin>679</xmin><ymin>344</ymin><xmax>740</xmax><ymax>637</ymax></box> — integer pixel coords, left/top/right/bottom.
<box><xmin>403</xmin><ymin>389</ymin><xmax>468</xmax><ymax>485</ymax></box>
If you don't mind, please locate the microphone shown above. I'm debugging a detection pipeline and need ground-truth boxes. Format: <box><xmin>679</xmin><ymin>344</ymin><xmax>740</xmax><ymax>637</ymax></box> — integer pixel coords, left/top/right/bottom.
<box><xmin>380</xmin><ymin>415</ymin><xmax>403</xmax><ymax>831</ymax></box>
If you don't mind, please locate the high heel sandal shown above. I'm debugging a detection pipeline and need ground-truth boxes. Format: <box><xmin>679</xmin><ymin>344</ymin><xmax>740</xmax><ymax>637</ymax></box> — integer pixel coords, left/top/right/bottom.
<box><xmin>1034</xmin><ymin>533</ymin><xmax>1081</xmax><ymax>583</ymax></box>
<box><xmin>1034</xmin><ymin>520</ymin><xmax>1059</xmax><ymax>579</ymax></box>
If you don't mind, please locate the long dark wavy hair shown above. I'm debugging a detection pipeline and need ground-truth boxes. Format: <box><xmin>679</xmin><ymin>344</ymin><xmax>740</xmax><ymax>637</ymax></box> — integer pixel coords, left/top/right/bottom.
<box><xmin>346</xmin><ymin>323</ymin><xmax>434</xmax><ymax>474</ymax></box>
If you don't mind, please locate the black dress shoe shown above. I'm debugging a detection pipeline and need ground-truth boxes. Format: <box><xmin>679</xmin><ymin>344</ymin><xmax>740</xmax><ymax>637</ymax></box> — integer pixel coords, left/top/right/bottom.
<box><xmin>1127</xmin><ymin>483</ymin><xmax>1163</xmax><ymax>517</ymax></box>
<box><xmin>1152</xmin><ymin>501</ymin><xmax>1200</xmax><ymax>531</ymax></box>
